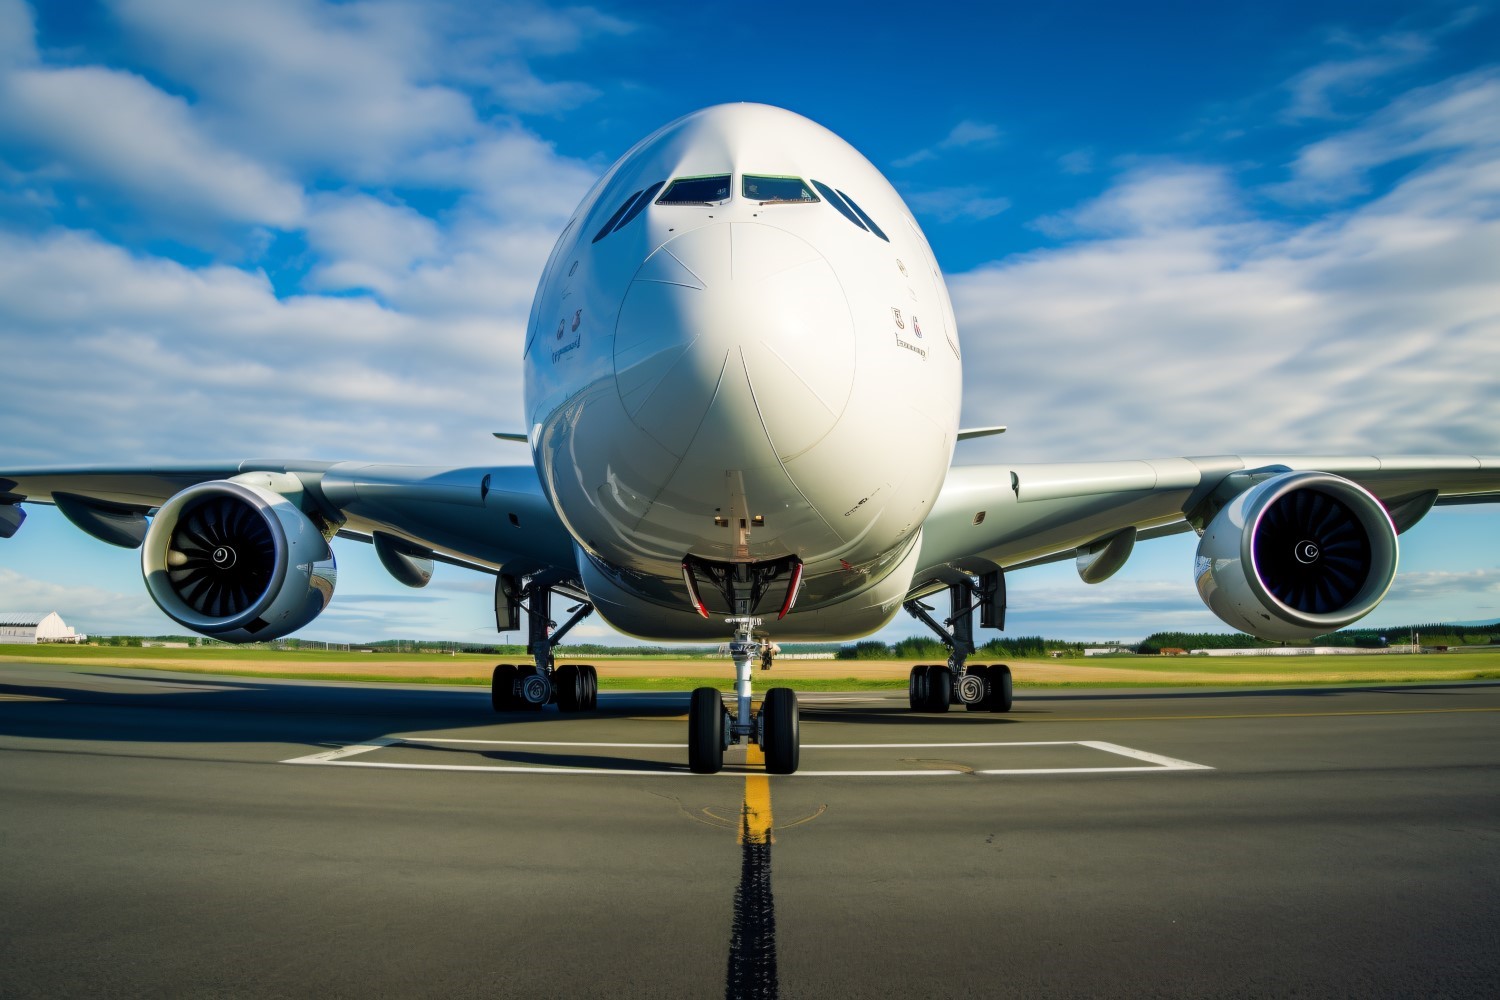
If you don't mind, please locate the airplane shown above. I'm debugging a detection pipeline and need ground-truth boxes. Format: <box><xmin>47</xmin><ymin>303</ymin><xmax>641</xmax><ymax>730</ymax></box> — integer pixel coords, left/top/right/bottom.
<box><xmin>3</xmin><ymin>103</ymin><xmax>1497</xmax><ymax>774</ymax></box>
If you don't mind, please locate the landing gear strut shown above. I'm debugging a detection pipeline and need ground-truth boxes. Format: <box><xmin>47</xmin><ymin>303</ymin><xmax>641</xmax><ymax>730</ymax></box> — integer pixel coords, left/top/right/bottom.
<box><xmin>902</xmin><ymin>571</ymin><xmax>1011</xmax><ymax>714</ymax></box>
<box><xmin>682</xmin><ymin>557</ymin><xmax>803</xmax><ymax>775</ymax></box>
<box><xmin>490</xmin><ymin>579</ymin><xmax>597</xmax><ymax>712</ymax></box>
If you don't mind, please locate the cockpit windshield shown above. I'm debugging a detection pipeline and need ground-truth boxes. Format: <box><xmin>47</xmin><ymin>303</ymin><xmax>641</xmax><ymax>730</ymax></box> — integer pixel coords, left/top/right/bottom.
<box><xmin>657</xmin><ymin>174</ymin><xmax>732</xmax><ymax>205</ymax></box>
<box><xmin>742</xmin><ymin>175</ymin><xmax>817</xmax><ymax>204</ymax></box>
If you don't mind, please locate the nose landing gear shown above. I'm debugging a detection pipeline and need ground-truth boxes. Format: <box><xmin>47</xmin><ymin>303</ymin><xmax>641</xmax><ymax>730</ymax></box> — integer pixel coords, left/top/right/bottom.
<box><xmin>688</xmin><ymin>615</ymin><xmax>801</xmax><ymax>775</ymax></box>
<box><xmin>682</xmin><ymin>556</ymin><xmax>804</xmax><ymax>775</ymax></box>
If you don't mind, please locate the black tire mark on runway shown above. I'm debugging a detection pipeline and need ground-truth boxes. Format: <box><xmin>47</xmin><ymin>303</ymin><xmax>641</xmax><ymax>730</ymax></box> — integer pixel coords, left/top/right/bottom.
<box><xmin>725</xmin><ymin>809</ymin><xmax>778</xmax><ymax>999</ymax></box>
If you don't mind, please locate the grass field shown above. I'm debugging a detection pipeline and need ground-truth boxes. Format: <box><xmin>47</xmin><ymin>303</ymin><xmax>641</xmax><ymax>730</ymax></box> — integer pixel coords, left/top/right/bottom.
<box><xmin>2</xmin><ymin>644</ymin><xmax>1497</xmax><ymax>690</ymax></box>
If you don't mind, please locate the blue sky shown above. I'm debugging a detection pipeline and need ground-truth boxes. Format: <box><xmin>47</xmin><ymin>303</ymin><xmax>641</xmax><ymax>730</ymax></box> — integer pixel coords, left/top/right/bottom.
<box><xmin>1</xmin><ymin>0</ymin><xmax>1497</xmax><ymax>643</ymax></box>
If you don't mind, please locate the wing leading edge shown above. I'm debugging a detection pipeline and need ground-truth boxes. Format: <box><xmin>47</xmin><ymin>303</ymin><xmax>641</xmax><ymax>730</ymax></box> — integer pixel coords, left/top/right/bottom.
<box><xmin>0</xmin><ymin>460</ymin><xmax>575</xmax><ymax>579</ymax></box>
<box><xmin>916</xmin><ymin>454</ymin><xmax>1500</xmax><ymax>587</ymax></box>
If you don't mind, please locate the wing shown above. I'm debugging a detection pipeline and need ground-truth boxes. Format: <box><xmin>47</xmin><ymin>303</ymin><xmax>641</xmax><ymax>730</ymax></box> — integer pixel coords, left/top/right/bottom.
<box><xmin>916</xmin><ymin>454</ymin><xmax>1500</xmax><ymax>586</ymax></box>
<box><xmin>0</xmin><ymin>459</ymin><xmax>575</xmax><ymax>577</ymax></box>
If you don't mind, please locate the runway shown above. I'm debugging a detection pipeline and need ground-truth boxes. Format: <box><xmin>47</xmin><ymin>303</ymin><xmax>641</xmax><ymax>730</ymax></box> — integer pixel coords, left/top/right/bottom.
<box><xmin>2</xmin><ymin>663</ymin><xmax>1498</xmax><ymax>998</ymax></box>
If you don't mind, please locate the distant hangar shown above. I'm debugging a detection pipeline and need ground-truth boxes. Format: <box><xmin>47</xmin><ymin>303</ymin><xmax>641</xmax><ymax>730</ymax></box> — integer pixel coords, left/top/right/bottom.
<box><xmin>0</xmin><ymin>611</ymin><xmax>86</xmax><ymax>644</ymax></box>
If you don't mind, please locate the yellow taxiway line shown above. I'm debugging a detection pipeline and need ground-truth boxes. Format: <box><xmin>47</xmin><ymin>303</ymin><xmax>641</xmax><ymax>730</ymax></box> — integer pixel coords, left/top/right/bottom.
<box><xmin>740</xmin><ymin>734</ymin><xmax>774</xmax><ymax>845</ymax></box>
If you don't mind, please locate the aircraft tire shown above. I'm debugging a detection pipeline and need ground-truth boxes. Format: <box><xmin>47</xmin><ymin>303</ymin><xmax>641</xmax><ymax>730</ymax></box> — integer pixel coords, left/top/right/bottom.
<box><xmin>516</xmin><ymin>665</ymin><xmax>546</xmax><ymax>711</ymax></box>
<box><xmin>908</xmin><ymin>665</ymin><xmax>930</xmax><ymax>711</ymax></box>
<box><xmin>990</xmin><ymin>664</ymin><xmax>1014</xmax><ymax>713</ymax></box>
<box><xmin>689</xmin><ymin>687</ymin><xmax>725</xmax><ymax>774</ymax></box>
<box><xmin>964</xmin><ymin>664</ymin><xmax>991</xmax><ymax>711</ymax></box>
<box><xmin>762</xmin><ymin>687</ymin><xmax>800</xmax><ymax>774</ymax></box>
<box><xmin>924</xmin><ymin>667</ymin><xmax>953</xmax><ymax>713</ymax></box>
<box><xmin>491</xmin><ymin>663</ymin><xmax>518</xmax><ymax>712</ymax></box>
<box><xmin>581</xmin><ymin>665</ymin><xmax>599</xmax><ymax>710</ymax></box>
<box><xmin>556</xmin><ymin>664</ymin><xmax>583</xmax><ymax>712</ymax></box>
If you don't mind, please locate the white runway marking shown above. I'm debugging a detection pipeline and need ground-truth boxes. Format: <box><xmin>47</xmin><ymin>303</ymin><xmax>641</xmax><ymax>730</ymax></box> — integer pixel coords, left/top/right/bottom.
<box><xmin>283</xmin><ymin>737</ymin><xmax>1212</xmax><ymax>777</ymax></box>
<box><xmin>282</xmin><ymin>738</ymin><xmax>401</xmax><ymax>764</ymax></box>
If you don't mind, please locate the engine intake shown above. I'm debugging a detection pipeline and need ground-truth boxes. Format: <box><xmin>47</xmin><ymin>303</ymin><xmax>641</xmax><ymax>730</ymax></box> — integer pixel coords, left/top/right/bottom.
<box><xmin>1195</xmin><ymin>471</ymin><xmax>1397</xmax><ymax>641</ymax></box>
<box><xmin>142</xmin><ymin>480</ymin><xmax>337</xmax><ymax>643</ymax></box>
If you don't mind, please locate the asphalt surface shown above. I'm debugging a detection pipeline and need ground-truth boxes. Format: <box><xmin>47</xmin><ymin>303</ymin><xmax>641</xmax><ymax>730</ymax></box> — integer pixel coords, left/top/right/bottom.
<box><xmin>2</xmin><ymin>662</ymin><xmax>1498</xmax><ymax>999</ymax></box>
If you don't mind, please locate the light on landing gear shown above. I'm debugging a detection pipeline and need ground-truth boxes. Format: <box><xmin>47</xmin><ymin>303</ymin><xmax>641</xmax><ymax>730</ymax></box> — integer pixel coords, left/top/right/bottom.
<box><xmin>681</xmin><ymin>561</ymin><xmax>710</xmax><ymax>618</ymax></box>
<box><xmin>777</xmin><ymin>560</ymin><xmax>804</xmax><ymax>620</ymax></box>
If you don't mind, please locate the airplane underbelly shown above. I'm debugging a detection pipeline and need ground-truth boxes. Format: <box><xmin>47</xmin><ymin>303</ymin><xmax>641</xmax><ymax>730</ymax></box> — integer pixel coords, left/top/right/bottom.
<box><xmin>577</xmin><ymin>531</ymin><xmax>922</xmax><ymax>641</ymax></box>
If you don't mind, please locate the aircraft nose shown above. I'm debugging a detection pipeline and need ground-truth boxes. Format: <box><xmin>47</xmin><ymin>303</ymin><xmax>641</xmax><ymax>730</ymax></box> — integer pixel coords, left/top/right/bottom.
<box><xmin>613</xmin><ymin>222</ymin><xmax>855</xmax><ymax>459</ymax></box>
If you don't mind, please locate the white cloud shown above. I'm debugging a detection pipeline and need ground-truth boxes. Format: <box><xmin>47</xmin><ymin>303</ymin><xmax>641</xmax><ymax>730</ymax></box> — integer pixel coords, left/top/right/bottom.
<box><xmin>951</xmin><ymin>79</ymin><xmax>1500</xmax><ymax>464</ymax></box>
<box><xmin>891</xmin><ymin>148</ymin><xmax>936</xmax><ymax>168</ymax></box>
<box><xmin>1059</xmin><ymin>149</ymin><xmax>1095</xmax><ymax>175</ymax></box>
<box><xmin>402</xmin><ymin>128</ymin><xmax>598</xmax><ymax>223</ymax></box>
<box><xmin>1280</xmin><ymin>68</ymin><xmax>1500</xmax><ymax>201</ymax></box>
<box><xmin>0</xmin><ymin>568</ymin><xmax>164</xmax><ymax>636</ymax></box>
<box><xmin>0</xmin><ymin>65</ymin><xmax>304</xmax><ymax>227</ymax></box>
<box><xmin>487</xmin><ymin>65</ymin><xmax>600</xmax><ymax>114</ymax></box>
<box><xmin>0</xmin><ymin>228</ymin><xmax>537</xmax><ymax>467</ymax></box>
<box><xmin>941</xmin><ymin>119</ymin><xmax>1002</xmax><ymax>149</ymax></box>
<box><xmin>0</xmin><ymin>4</ymin><xmax>609</xmax><ymax>476</ymax></box>
<box><xmin>106</xmin><ymin>0</ymin><xmax>632</xmax><ymax>177</ymax></box>
<box><xmin>304</xmin><ymin>193</ymin><xmax>442</xmax><ymax>295</ymax></box>
<box><xmin>893</xmin><ymin>118</ymin><xmax>1002</xmax><ymax>168</ymax></box>
<box><xmin>906</xmin><ymin>186</ymin><xmax>1012</xmax><ymax>223</ymax></box>
<box><xmin>1035</xmin><ymin>164</ymin><xmax>1242</xmax><ymax>237</ymax></box>
<box><xmin>1386</xmin><ymin>568</ymin><xmax>1500</xmax><ymax>603</ymax></box>
<box><xmin>109</xmin><ymin>0</ymin><xmax>480</xmax><ymax>178</ymax></box>
<box><xmin>0</xmin><ymin>0</ymin><xmax>37</xmax><ymax>67</ymax></box>
<box><xmin>1281</xmin><ymin>31</ymin><xmax>1431</xmax><ymax>122</ymax></box>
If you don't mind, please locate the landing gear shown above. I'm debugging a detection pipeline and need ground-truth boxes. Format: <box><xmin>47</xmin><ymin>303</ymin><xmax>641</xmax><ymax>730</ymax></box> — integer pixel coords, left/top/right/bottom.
<box><xmin>990</xmin><ymin>664</ymin><xmax>1013</xmax><ymax>712</ymax></box>
<box><xmin>679</xmin><ymin>557</ymin><xmax>805</xmax><ymax>775</ymax></box>
<box><xmin>491</xmin><ymin>663</ymin><xmax>518</xmax><ymax>710</ymax></box>
<box><xmin>689</xmin><ymin>686</ymin><xmax>729</xmax><ymax>774</ymax></box>
<box><xmin>907</xmin><ymin>664</ymin><xmax>952</xmax><ymax>712</ymax></box>
<box><xmin>902</xmin><ymin>571</ymin><xmax>1011</xmax><ymax>714</ymax></box>
<box><xmin>761</xmin><ymin>687</ymin><xmax>799</xmax><ymax>774</ymax></box>
<box><xmin>556</xmin><ymin>664</ymin><xmax>599</xmax><ymax>712</ymax></box>
<box><xmin>962</xmin><ymin>664</ymin><xmax>1013</xmax><ymax>712</ymax></box>
<box><xmin>686</xmin><ymin>617</ymin><xmax>801</xmax><ymax>776</ymax></box>
<box><xmin>517</xmin><ymin>664</ymin><xmax>548</xmax><ymax>710</ymax></box>
<box><xmin>489</xmin><ymin>579</ymin><xmax>597</xmax><ymax>714</ymax></box>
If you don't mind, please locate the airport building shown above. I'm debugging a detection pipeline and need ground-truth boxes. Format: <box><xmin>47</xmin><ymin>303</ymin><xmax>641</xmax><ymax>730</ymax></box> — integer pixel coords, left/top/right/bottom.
<box><xmin>0</xmin><ymin>611</ymin><xmax>87</xmax><ymax>644</ymax></box>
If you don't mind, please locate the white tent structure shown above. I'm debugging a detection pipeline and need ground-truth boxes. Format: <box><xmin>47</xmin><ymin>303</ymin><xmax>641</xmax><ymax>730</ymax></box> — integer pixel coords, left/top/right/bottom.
<box><xmin>0</xmin><ymin>612</ymin><xmax>86</xmax><ymax>644</ymax></box>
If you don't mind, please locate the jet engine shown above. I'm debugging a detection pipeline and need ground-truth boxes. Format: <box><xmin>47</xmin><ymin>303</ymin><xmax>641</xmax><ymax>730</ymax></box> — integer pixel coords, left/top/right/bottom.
<box><xmin>1195</xmin><ymin>471</ymin><xmax>1398</xmax><ymax>641</ymax></box>
<box><xmin>142</xmin><ymin>480</ymin><xmax>337</xmax><ymax>643</ymax></box>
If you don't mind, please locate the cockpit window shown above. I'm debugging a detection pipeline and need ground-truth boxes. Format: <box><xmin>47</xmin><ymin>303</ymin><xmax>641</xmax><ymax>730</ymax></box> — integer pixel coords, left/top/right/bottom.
<box><xmin>810</xmin><ymin>179</ymin><xmax>866</xmax><ymax>231</ymax></box>
<box><xmin>810</xmin><ymin>180</ymin><xmax>891</xmax><ymax>242</ymax></box>
<box><xmin>836</xmin><ymin>188</ymin><xmax>890</xmax><ymax>242</ymax></box>
<box><xmin>593</xmin><ymin>189</ymin><xmax>643</xmax><ymax>243</ymax></box>
<box><xmin>614</xmin><ymin>180</ymin><xmax>665</xmax><ymax>231</ymax></box>
<box><xmin>742</xmin><ymin>175</ymin><xmax>817</xmax><ymax>204</ymax></box>
<box><xmin>657</xmin><ymin>174</ymin><xmax>733</xmax><ymax>205</ymax></box>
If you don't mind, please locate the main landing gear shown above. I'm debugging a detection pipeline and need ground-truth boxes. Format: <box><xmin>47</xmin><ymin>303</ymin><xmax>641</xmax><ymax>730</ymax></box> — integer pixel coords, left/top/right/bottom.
<box><xmin>907</xmin><ymin>663</ymin><xmax>1012</xmax><ymax>713</ymax></box>
<box><xmin>902</xmin><ymin>572</ymin><xmax>1013</xmax><ymax>715</ymax></box>
<box><xmin>688</xmin><ymin>616</ymin><xmax>800</xmax><ymax>775</ymax></box>
<box><xmin>489</xmin><ymin>579</ymin><xmax>599</xmax><ymax>713</ymax></box>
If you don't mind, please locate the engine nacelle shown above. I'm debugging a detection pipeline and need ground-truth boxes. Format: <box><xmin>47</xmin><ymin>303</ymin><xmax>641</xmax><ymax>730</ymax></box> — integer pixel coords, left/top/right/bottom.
<box><xmin>1195</xmin><ymin>471</ymin><xmax>1398</xmax><ymax>641</ymax></box>
<box><xmin>142</xmin><ymin>480</ymin><xmax>337</xmax><ymax>643</ymax></box>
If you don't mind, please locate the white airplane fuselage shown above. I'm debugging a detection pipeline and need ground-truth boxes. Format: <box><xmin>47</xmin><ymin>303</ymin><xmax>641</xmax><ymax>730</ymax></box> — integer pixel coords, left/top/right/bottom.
<box><xmin>524</xmin><ymin>104</ymin><xmax>962</xmax><ymax>640</ymax></box>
